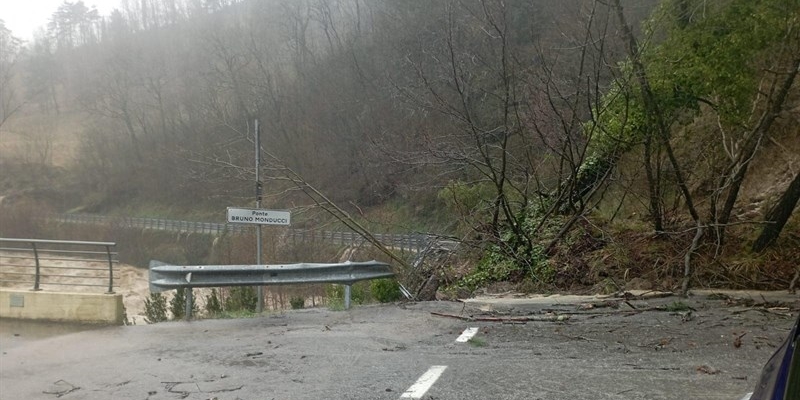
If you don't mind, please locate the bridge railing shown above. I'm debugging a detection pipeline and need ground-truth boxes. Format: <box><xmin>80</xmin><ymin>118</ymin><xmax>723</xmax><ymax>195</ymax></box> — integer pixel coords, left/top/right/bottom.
<box><xmin>51</xmin><ymin>213</ymin><xmax>431</xmax><ymax>252</ymax></box>
<box><xmin>0</xmin><ymin>238</ymin><xmax>119</xmax><ymax>293</ymax></box>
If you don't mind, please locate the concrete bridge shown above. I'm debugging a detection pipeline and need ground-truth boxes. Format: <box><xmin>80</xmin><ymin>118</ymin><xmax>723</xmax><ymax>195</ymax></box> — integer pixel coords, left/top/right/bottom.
<box><xmin>0</xmin><ymin>238</ymin><xmax>124</xmax><ymax>324</ymax></box>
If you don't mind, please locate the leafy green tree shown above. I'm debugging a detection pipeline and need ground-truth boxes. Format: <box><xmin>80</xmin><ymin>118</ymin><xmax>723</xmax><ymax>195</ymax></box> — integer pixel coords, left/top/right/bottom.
<box><xmin>646</xmin><ymin>0</ymin><xmax>799</xmax><ymax>240</ymax></box>
<box><xmin>590</xmin><ymin>0</ymin><xmax>799</xmax><ymax>238</ymax></box>
<box><xmin>594</xmin><ymin>0</ymin><xmax>800</xmax><ymax>293</ymax></box>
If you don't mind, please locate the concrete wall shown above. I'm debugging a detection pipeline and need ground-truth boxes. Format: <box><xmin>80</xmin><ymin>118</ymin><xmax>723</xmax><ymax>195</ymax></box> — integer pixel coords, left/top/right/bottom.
<box><xmin>0</xmin><ymin>289</ymin><xmax>124</xmax><ymax>325</ymax></box>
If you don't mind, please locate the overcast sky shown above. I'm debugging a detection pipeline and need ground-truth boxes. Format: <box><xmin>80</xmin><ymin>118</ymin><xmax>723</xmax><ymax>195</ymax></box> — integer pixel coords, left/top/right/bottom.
<box><xmin>0</xmin><ymin>0</ymin><xmax>117</xmax><ymax>41</ymax></box>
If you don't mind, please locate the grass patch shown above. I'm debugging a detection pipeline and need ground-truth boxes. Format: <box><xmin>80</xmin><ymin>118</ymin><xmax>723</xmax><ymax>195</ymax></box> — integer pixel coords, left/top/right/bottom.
<box><xmin>325</xmin><ymin>283</ymin><xmax>369</xmax><ymax>310</ymax></box>
<box><xmin>468</xmin><ymin>337</ymin><xmax>487</xmax><ymax>347</ymax></box>
<box><xmin>209</xmin><ymin>309</ymin><xmax>260</xmax><ymax>319</ymax></box>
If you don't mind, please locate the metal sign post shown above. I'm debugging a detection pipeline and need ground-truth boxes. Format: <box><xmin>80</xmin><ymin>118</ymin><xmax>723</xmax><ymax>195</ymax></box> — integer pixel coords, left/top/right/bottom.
<box><xmin>255</xmin><ymin>120</ymin><xmax>263</xmax><ymax>313</ymax></box>
<box><xmin>222</xmin><ymin>119</ymin><xmax>294</xmax><ymax>314</ymax></box>
<box><xmin>226</xmin><ymin>207</ymin><xmax>292</xmax><ymax>309</ymax></box>
<box><xmin>226</xmin><ymin>206</ymin><xmax>292</xmax><ymax>312</ymax></box>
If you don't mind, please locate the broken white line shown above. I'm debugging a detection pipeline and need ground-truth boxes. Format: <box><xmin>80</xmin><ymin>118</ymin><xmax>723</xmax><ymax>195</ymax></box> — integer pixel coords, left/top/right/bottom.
<box><xmin>400</xmin><ymin>365</ymin><xmax>448</xmax><ymax>399</ymax></box>
<box><xmin>455</xmin><ymin>327</ymin><xmax>479</xmax><ymax>343</ymax></box>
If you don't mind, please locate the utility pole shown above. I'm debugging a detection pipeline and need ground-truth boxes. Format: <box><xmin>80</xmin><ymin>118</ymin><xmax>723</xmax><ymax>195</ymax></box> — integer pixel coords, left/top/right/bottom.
<box><xmin>255</xmin><ymin>119</ymin><xmax>264</xmax><ymax>313</ymax></box>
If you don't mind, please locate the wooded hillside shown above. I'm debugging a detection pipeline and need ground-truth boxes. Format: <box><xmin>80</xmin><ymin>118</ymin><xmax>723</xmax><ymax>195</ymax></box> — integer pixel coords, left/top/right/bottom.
<box><xmin>1</xmin><ymin>0</ymin><xmax>798</xmax><ymax>294</ymax></box>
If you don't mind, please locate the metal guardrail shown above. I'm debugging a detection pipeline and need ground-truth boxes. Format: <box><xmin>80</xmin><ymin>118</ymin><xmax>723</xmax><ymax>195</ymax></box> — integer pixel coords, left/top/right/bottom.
<box><xmin>149</xmin><ymin>259</ymin><xmax>394</xmax><ymax>317</ymax></box>
<box><xmin>0</xmin><ymin>238</ymin><xmax>118</xmax><ymax>293</ymax></box>
<box><xmin>52</xmin><ymin>213</ymin><xmax>430</xmax><ymax>252</ymax></box>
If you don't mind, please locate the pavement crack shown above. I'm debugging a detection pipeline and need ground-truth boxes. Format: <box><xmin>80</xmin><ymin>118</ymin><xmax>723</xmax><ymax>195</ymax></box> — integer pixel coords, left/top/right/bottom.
<box><xmin>205</xmin><ymin>383</ymin><xmax>244</xmax><ymax>393</ymax></box>
<box><xmin>162</xmin><ymin>381</ymin><xmax>195</xmax><ymax>399</ymax></box>
<box><xmin>162</xmin><ymin>379</ymin><xmax>244</xmax><ymax>396</ymax></box>
<box><xmin>43</xmin><ymin>380</ymin><xmax>81</xmax><ymax>398</ymax></box>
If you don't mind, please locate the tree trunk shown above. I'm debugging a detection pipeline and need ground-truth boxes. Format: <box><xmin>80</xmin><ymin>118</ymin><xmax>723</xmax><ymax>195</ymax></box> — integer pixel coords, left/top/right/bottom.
<box><xmin>716</xmin><ymin>57</ymin><xmax>799</xmax><ymax>239</ymax></box>
<box><xmin>612</xmin><ymin>0</ymin><xmax>700</xmax><ymax>223</ymax></box>
<box><xmin>643</xmin><ymin>135</ymin><xmax>664</xmax><ymax>232</ymax></box>
<box><xmin>753</xmin><ymin>171</ymin><xmax>800</xmax><ymax>252</ymax></box>
<box><xmin>682</xmin><ymin>222</ymin><xmax>704</xmax><ymax>296</ymax></box>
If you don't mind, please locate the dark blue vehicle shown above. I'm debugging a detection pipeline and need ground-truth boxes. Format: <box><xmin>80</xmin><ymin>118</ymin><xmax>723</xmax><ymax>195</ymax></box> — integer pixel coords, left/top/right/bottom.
<box><xmin>746</xmin><ymin>313</ymin><xmax>800</xmax><ymax>399</ymax></box>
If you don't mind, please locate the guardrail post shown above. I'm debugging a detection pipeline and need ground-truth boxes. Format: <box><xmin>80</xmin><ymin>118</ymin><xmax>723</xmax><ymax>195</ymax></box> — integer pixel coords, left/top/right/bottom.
<box><xmin>185</xmin><ymin>288</ymin><xmax>193</xmax><ymax>321</ymax></box>
<box><xmin>105</xmin><ymin>245</ymin><xmax>115</xmax><ymax>294</ymax></box>
<box><xmin>344</xmin><ymin>284</ymin><xmax>351</xmax><ymax>310</ymax></box>
<box><xmin>32</xmin><ymin>242</ymin><xmax>41</xmax><ymax>291</ymax></box>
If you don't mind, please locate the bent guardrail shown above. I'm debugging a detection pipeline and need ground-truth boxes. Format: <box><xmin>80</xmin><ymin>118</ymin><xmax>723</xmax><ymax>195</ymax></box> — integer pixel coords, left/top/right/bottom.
<box><xmin>0</xmin><ymin>238</ymin><xmax>118</xmax><ymax>293</ymax></box>
<box><xmin>149</xmin><ymin>260</ymin><xmax>394</xmax><ymax>317</ymax></box>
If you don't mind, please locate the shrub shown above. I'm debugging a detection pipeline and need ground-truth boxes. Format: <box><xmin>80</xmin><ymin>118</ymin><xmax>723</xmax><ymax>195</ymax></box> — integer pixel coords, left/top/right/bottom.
<box><xmin>144</xmin><ymin>292</ymin><xmax>168</xmax><ymax>323</ymax></box>
<box><xmin>290</xmin><ymin>297</ymin><xmax>305</xmax><ymax>309</ymax></box>
<box><xmin>460</xmin><ymin>240</ymin><xmax>552</xmax><ymax>290</ymax></box>
<box><xmin>170</xmin><ymin>288</ymin><xmax>197</xmax><ymax>320</ymax></box>
<box><xmin>225</xmin><ymin>287</ymin><xmax>258</xmax><ymax>312</ymax></box>
<box><xmin>205</xmin><ymin>288</ymin><xmax>223</xmax><ymax>315</ymax></box>
<box><xmin>371</xmin><ymin>279</ymin><xmax>402</xmax><ymax>303</ymax></box>
<box><xmin>326</xmin><ymin>283</ymin><xmax>368</xmax><ymax>309</ymax></box>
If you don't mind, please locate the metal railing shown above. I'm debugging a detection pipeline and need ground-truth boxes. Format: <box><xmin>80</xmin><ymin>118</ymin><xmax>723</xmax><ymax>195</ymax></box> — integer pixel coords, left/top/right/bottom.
<box><xmin>54</xmin><ymin>213</ymin><xmax>237</xmax><ymax>235</ymax></box>
<box><xmin>51</xmin><ymin>213</ymin><xmax>431</xmax><ymax>252</ymax></box>
<box><xmin>0</xmin><ymin>238</ymin><xmax>118</xmax><ymax>293</ymax></box>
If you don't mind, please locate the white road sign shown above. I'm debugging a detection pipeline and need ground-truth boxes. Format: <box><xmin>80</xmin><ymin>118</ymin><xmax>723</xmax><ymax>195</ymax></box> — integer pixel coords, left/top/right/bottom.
<box><xmin>227</xmin><ymin>207</ymin><xmax>291</xmax><ymax>226</ymax></box>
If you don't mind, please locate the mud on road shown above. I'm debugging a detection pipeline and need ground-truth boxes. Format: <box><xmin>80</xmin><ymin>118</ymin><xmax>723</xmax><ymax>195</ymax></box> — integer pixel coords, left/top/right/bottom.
<box><xmin>1</xmin><ymin>290</ymin><xmax>797</xmax><ymax>399</ymax></box>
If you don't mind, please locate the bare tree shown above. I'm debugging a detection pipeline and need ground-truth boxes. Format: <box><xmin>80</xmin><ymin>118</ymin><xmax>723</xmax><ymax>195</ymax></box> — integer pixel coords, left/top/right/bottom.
<box><xmin>710</xmin><ymin>56</ymin><xmax>800</xmax><ymax>243</ymax></box>
<box><xmin>379</xmin><ymin>0</ymin><xmax>636</xmax><ymax>283</ymax></box>
<box><xmin>0</xmin><ymin>20</ymin><xmax>24</xmax><ymax>130</ymax></box>
<box><xmin>47</xmin><ymin>1</ymin><xmax>102</xmax><ymax>50</ymax></box>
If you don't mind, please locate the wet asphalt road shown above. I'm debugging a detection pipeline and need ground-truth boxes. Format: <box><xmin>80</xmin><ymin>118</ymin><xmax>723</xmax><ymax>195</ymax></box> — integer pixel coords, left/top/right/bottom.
<box><xmin>0</xmin><ymin>292</ymin><xmax>797</xmax><ymax>400</ymax></box>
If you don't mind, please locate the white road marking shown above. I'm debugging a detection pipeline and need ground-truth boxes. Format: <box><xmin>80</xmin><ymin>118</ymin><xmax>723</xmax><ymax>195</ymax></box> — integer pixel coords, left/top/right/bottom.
<box><xmin>740</xmin><ymin>394</ymin><xmax>752</xmax><ymax>400</ymax></box>
<box><xmin>400</xmin><ymin>365</ymin><xmax>448</xmax><ymax>399</ymax></box>
<box><xmin>455</xmin><ymin>327</ymin><xmax>479</xmax><ymax>343</ymax></box>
